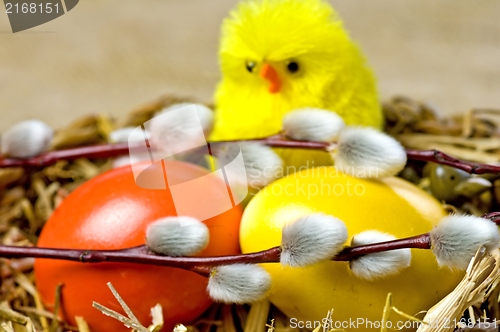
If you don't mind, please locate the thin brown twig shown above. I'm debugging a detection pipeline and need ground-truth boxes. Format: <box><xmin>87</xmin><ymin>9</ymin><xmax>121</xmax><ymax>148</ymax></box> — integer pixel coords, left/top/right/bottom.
<box><xmin>1</xmin><ymin>213</ymin><xmax>498</xmax><ymax>272</ymax></box>
<box><xmin>0</xmin><ymin>142</ymin><xmax>130</xmax><ymax>168</ymax></box>
<box><xmin>406</xmin><ymin>149</ymin><xmax>500</xmax><ymax>175</ymax></box>
<box><xmin>1</xmin><ymin>135</ymin><xmax>499</xmax><ymax>175</ymax></box>
<box><xmin>0</xmin><ymin>136</ymin><xmax>328</xmax><ymax>168</ymax></box>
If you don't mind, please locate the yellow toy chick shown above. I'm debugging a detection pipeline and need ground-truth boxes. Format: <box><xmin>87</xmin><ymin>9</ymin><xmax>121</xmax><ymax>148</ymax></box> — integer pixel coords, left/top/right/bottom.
<box><xmin>210</xmin><ymin>0</ymin><xmax>383</xmax><ymax>168</ymax></box>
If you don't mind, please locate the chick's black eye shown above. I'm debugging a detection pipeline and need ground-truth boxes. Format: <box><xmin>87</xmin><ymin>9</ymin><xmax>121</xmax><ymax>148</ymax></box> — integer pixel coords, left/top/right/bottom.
<box><xmin>287</xmin><ymin>61</ymin><xmax>299</xmax><ymax>73</ymax></box>
<box><xmin>246</xmin><ymin>61</ymin><xmax>256</xmax><ymax>73</ymax></box>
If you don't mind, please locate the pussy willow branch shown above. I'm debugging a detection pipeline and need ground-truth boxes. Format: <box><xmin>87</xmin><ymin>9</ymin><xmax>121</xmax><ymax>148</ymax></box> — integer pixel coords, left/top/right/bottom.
<box><xmin>1</xmin><ymin>135</ymin><xmax>500</xmax><ymax>174</ymax></box>
<box><xmin>1</xmin><ymin>213</ymin><xmax>498</xmax><ymax>276</ymax></box>
<box><xmin>0</xmin><ymin>142</ymin><xmax>130</xmax><ymax>168</ymax></box>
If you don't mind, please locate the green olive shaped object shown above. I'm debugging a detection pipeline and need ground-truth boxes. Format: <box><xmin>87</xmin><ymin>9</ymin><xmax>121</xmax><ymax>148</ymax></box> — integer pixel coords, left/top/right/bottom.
<box><xmin>428</xmin><ymin>164</ymin><xmax>470</xmax><ymax>202</ymax></box>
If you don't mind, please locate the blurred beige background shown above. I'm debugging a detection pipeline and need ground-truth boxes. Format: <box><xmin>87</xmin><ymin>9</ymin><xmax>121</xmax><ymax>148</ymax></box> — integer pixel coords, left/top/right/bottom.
<box><xmin>0</xmin><ymin>0</ymin><xmax>499</xmax><ymax>132</ymax></box>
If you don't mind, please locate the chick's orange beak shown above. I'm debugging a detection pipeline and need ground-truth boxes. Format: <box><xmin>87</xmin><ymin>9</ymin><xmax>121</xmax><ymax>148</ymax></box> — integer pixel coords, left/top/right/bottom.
<box><xmin>260</xmin><ymin>63</ymin><xmax>281</xmax><ymax>94</ymax></box>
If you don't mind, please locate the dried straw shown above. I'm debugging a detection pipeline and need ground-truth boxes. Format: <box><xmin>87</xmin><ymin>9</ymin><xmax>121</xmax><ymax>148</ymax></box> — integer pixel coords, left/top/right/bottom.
<box><xmin>0</xmin><ymin>95</ymin><xmax>499</xmax><ymax>331</ymax></box>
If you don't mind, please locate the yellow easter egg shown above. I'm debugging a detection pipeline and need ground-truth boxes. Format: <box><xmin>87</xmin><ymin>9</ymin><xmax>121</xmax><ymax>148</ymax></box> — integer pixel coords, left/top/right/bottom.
<box><xmin>240</xmin><ymin>167</ymin><xmax>463</xmax><ymax>331</ymax></box>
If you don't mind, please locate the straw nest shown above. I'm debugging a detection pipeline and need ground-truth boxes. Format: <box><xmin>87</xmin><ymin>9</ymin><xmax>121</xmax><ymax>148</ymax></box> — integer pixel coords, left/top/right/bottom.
<box><xmin>0</xmin><ymin>95</ymin><xmax>499</xmax><ymax>332</ymax></box>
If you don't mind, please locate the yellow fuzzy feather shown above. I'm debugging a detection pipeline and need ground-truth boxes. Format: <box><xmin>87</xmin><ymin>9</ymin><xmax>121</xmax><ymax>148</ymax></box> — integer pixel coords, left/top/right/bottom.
<box><xmin>211</xmin><ymin>0</ymin><xmax>382</xmax><ymax>168</ymax></box>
